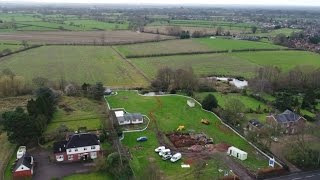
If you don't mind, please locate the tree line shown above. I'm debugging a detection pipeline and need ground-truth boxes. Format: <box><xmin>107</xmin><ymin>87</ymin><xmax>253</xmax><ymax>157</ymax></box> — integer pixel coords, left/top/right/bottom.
<box><xmin>0</xmin><ymin>87</ymin><xmax>58</xmax><ymax>145</ymax></box>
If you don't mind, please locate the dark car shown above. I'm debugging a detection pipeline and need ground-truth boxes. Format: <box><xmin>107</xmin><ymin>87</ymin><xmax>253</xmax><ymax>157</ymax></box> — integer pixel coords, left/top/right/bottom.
<box><xmin>137</xmin><ymin>136</ymin><xmax>148</xmax><ymax>142</ymax></box>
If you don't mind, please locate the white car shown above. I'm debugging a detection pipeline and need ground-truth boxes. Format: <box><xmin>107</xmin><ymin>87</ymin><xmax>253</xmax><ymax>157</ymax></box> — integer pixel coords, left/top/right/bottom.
<box><xmin>155</xmin><ymin>146</ymin><xmax>165</xmax><ymax>153</ymax></box>
<box><xmin>162</xmin><ymin>154</ymin><xmax>172</xmax><ymax>160</ymax></box>
<box><xmin>159</xmin><ymin>149</ymin><xmax>171</xmax><ymax>157</ymax></box>
<box><xmin>17</xmin><ymin>146</ymin><xmax>26</xmax><ymax>159</ymax></box>
<box><xmin>170</xmin><ymin>153</ymin><xmax>182</xmax><ymax>162</ymax></box>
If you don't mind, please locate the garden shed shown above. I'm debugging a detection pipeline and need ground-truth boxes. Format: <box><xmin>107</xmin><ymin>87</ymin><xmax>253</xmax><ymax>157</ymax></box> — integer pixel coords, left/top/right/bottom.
<box><xmin>227</xmin><ymin>146</ymin><xmax>247</xmax><ymax>160</ymax></box>
<box><xmin>187</xmin><ymin>99</ymin><xmax>195</xmax><ymax>107</ymax></box>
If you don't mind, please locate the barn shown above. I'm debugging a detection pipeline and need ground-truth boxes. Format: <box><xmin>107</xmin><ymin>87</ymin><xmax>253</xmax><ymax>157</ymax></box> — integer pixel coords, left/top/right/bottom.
<box><xmin>13</xmin><ymin>154</ymin><xmax>34</xmax><ymax>177</ymax></box>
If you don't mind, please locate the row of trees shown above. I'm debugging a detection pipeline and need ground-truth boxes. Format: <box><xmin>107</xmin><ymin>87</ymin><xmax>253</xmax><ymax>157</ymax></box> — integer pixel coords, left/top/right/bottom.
<box><xmin>151</xmin><ymin>67</ymin><xmax>198</xmax><ymax>95</ymax></box>
<box><xmin>1</xmin><ymin>87</ymin><xmax>58</xmax><ymax>144</ymax></box>
<box><xmin>65</xmin><ymin>82</ymin><xmax>105</xmax><ymax>101</ymax></box>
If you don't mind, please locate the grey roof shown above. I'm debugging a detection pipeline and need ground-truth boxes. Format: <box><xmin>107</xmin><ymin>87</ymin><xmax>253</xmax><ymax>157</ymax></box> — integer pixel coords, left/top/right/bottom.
<box><xmin>66</xmin><ymin>133</ymin><xmax>99</xmax><ymax>149</ymax></box>
<box><xmin>274</xmin><ymin>110</ymin><xmax>301</xmax><ymax>123</ymax></box>
<box><xmin>14</xmin><ymin>154</ymin><xmax>32</xmax><ymax>171</ymax></box>
<box><xmin>124</xmin><ymin>113</ymin><xmax>143</xmax><ymax>121</ymax></box>
<box><xmin>249</xmin><ymin>119</ymin><xmax>264</xmax><ymax>128</ymax></box>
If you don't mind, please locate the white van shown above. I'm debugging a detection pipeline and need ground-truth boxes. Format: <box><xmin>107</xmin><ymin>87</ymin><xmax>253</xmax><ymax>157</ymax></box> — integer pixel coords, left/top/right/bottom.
<box><xmin>159</xmin><ymin>149</ymin><xmax>171</xmax><ymax>157</ymax></box>
<box><xmin>155</xmin><ymin>146</ymin><xmax>165</xmax><ymax>153</ymax></box>
<box><xmin>170</xmin><ymin>153</ymin><xmax>182</xmax><ymax>162</ymax></box>
<box><xmin>17</xmin><ymin>146</ymin><xmax>26</xmax><ymax>159</ymax></box>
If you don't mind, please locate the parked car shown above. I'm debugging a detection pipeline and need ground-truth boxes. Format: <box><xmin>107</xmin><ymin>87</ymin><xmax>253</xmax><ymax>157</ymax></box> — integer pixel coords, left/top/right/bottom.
<box><xmin>159</xmin><ymin>149</ymin><xmax>171</xmax><ymax>157</ymax></box>
<box><xmin>162</xmin><ymin>154</ymin><xmax>172</xmax><ymax>160</ymax></box>
<box><xmin>17</xmin><ymin>146</ymin><xmax>26</xmax><ymax>159</ymax></box>
<box><xmin>137</xmin><ymin>136</ymin><xmax>148</xmax><ymax>142</ymax></box>
<box><xmin>155</xmin><ymin>146</ymin><xmax>165</xmax><ymax>153</ymax></box>
<box><xmin>170</xmin><ymin>153</ymin><xmax>182</xmax><ymax>162</ymax></box>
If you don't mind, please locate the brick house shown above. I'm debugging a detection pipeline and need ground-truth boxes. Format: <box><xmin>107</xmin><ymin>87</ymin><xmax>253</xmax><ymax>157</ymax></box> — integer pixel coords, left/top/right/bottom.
<box><xmin>13</xmin><ymin>154</ymin><xmax>34</xmax><ymax>178</ymax></box>
<box><xmin>53</xmin><ymin>133</ymin><xmax>101</xmax><ymax>162</ymax></box>
<box><xmin>266</xmin><ymin>110</ymin><xmax>306</xmax><ymax>134</ymax></box>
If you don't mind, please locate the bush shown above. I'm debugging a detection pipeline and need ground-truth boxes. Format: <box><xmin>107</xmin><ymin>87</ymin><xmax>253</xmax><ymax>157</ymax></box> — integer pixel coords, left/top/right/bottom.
<box><xmin>303</xmin><ymin>115</ymin><xmax>316</xmax><ymax>122</ymax></box>
<box><xmin>202</xmin><ymin>94</ymin><xmax>218</xmax><ymax>111</ymax></box>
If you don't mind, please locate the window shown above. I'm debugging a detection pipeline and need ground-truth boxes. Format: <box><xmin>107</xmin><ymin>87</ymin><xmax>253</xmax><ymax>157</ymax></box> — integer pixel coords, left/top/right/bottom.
<box><xmin>68</xmin><ymin>155</ymin><xmax>73</xmax><ymax>161</ymax></box>
<box><xmin>68</xmin><ymin>149</ymin><xmax>71</xmax><ymax>152</ymax></box>
<box><xmin>84</xmin><ymin>147</ymin><xmax>87</xmax><ymax>151</ymax></box>
<box><xmin>90</xmin><ymin>152</ymin><xmax>97</xmax><ymax>159</ymax></box>
<box><xmin>75</xmin><ymin>148</ymin><xmax>78</xmax><ymax>152</ymax></box>
<box><xmin>91</xmin><ymin>146</ymin><xmax>96</xmax><ymax>150</ymax></box>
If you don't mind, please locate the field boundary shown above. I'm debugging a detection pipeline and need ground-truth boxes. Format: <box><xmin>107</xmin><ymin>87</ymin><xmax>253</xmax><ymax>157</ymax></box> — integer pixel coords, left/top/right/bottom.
<box><xmin>0</xmin><ymin>45</ymin><xmax>43</xmax><ymax>61</ymax></box>
<box><xmin>126</xmin><ymin>48</ymin><xmax>303</xmax><ymax>59</ymax></box>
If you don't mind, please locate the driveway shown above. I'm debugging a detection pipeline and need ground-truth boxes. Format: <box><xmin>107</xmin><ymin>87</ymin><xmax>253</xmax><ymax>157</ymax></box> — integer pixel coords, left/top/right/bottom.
<box><xmin>31</xmin><ymin>148</ymin><xmax>95</xmax><ymax>180</ymax></box>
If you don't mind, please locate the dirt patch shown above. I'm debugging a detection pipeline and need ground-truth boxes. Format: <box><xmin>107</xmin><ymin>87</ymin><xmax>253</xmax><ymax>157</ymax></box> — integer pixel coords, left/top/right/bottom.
<box><xmin>167</xmin><ymin>132</ymin><xmax>213</xmax><ymax>148</ymax></box>
<box><xmin>0</xmin><ymin>31</ymin><xmax>174</xmax><ymax>44</ymax></box>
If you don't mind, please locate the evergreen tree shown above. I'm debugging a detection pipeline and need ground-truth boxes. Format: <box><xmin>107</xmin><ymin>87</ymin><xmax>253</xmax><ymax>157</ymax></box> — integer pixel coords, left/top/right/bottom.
<box><xmin>202</xmin><ymin>94</ymin><xmax>218</xmax><ymax>111</ymax></box>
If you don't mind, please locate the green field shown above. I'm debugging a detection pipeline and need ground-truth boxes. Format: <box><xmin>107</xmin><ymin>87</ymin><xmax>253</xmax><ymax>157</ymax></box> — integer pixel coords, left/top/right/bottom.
<box><xmin>0</xmin><ymin>43</ymin><xmax>23</xmax><ymax>52</ymax></box>
<box><xmin>116</xmin><ymin>38</ymin><xmax>283</xmax><ymax>57</ymax></box>
<box><xmin>0</xmin><ymin>46</ymin><xmax>147</xmax><ymax>87</ymax></box>
<box><xmin>131</xmin><ymin>50</ymin><xmax>320</xmax><ymax>78</ymax></box>
<box><xmin>106</xmin><ymin>91</ymin><xmax>267</xmax><ymax>178</ymax></box>
<box><xmin>116</xmin><ymin>39</ymin><xmax>211</xmax><ymax>57</ymax></box>
<box><xmin>65</xmin><ymin>20</ymin><xmax>128</xmax><ymax>30</ymax></box>
<box><xmin>196</xmin><ymin>38</ymin><xmax>284</xmax><ymax>50</ymax></box>
<box><xmin>46</xmin><ymin>96</ymin><xmax>104</xmax><ymax>133</ymax></box>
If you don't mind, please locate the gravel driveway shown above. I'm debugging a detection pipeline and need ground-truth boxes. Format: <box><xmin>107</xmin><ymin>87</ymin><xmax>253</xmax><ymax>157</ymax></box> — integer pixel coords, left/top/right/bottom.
<box><xmin>31</xmin><ymin>148</ymin><xmax>95</xmax><ymax>180</ymax></box>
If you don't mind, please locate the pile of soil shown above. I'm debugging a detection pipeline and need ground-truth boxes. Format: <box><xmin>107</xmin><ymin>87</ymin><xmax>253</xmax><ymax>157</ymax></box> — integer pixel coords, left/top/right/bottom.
<box><xmin>205</xmin><ymin>143</ymin><xmax>230</xmax><ymax>152</ymax></box>
<box><xmin>167</xmin><ymin>133</ymin><xmax>213</xmax><ymax>148</ymax></box>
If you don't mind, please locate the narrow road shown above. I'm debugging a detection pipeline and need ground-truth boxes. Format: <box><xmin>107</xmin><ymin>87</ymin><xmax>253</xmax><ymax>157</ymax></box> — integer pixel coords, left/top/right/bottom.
<box><xmin>266</xmin><ymin>170</ymin><xmax>320</xmax><ymax>180</ymax></box>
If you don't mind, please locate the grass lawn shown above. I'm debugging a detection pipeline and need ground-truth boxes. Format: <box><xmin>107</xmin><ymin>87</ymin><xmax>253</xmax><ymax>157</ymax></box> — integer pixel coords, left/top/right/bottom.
<box><xmin>106</xmin><ymin>91</ymin><xmax>268</xmax><ymax>178</ymax></box>
<box><xmin>0</xmin><ymin>134</ymin><xmax>16</xmax><ymax>179</ymax></box>
<box><xmin>46</xmin><ymin>96</ymin><xmax>104</xmax><ymax>133</ymax></box>
<box><xmin>195</xmin><ymin>92</ymin><xmax>268</xmax><ymax>111</ymax></box>
<box><xmin>63</xmin><ymin>172</ymin><xmax>113</xmax><ymax>180</ymax></box>
<box><xmin>0</xmin><ymin>46</ymin><xmax>147</xmax><ymax>87</ymax></box>
<box><xmin>196</xmin><ymin>38</ymin><xmax>284</xmax><ymax>51</ymax></box>
<box><xmin>65</xmin><ymin>20</ymin><xmax>128</xmax><ymax>30</ymax></box>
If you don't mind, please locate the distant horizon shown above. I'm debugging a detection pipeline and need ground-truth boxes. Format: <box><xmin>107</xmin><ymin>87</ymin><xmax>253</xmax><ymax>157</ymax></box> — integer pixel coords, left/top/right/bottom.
<box><xmin>1</xmin><ymin>0</ymin><xmax>320</xmax><ymax>7</ymax></box>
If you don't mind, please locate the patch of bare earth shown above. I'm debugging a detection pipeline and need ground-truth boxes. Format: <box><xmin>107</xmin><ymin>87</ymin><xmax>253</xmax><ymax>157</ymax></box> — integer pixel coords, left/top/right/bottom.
<box><xmin>0</xmin><ymin>31</ymin><xmax>174</xmax><ymax>44</ymax></box>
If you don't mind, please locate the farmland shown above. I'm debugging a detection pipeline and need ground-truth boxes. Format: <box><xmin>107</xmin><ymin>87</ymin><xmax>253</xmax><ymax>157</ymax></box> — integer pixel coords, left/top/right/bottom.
<box><xmin>0</xmin><ymin>13</ymin><xmax>128</xmax><ymax>31</ymax></box>
<box><xmin>106</xmin><ymin>91</ymin><xmax>268</xmax><ymax>178</ymax></box>
<box><xmin>0</xmin><ymin>43</ymin><xmax>23</xmax><ymax>52</ymax></box>
<box><xmin>131</xmin><ymin>50</ymin><xmax>320</xmax><ymax>78</ymax></box>
<box><xmin>0</xmin><ymin>31</ymin><xmax>174</xmax><ymax>44</ymax></box>
<box><xmin>0</xmin><ymin>46</ymin><xmax>148</xmax><ymax>87</ymax></box>
<box><xmin>116</xmin><ymin>38</ymin><xmax>283</xmax><ymax>57</ymax></box>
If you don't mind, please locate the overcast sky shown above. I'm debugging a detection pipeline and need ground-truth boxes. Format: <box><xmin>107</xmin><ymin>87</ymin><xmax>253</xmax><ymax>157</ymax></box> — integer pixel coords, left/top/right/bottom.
<box><xmin>1</xmin><ymin>0</ymin><xmax>320</xmax><ymax>6</ymax></box>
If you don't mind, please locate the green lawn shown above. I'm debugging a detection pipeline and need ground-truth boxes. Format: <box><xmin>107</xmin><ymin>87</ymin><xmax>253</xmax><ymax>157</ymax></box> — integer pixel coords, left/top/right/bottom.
<box><xmin>106</xmin><ymin>91</ymin><xmax>268</xmax><ymax>178</ymax></box>
<box><xmin>46</xmin><ymin>96</ymin><xmax>104</xmax><ymax>133</ymax></box>
<box><xmin>195</xmin><ymin>92</ymin><xmax>268</xmax><ymax>111</ymax></box>
<box><xmin>0</xmin><ymin>46</ymin><xmax>147</xmax><ymax>87</ymax></box>
<box><xmin>63</xmin><ymin>172</ymin><xmax>113</xmax><ymax>180</ymax></box>
<box><xmin>65</xmin><ymin>20</ymin><xmax>128</xmax><ymax>30</ymax></box>
<box><xmin>196</xmin><ymin>38</ymin><xmax>284</xmax><ymax>51</ymax></box>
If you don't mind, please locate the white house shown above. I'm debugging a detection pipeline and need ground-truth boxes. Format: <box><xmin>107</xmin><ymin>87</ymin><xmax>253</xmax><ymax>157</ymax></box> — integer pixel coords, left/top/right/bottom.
<box><xmin>227</xmin><ymin>146</ymin><xmax>247</xmax><ymax>160</ymax></box>
<box><xmin>114</xmin><ymin>110</ymin><xmax>143</xmax><ymax>125</ymax></box>
<box><xmin>187</xmin><ymin>99</ymin><xmax>195</xmax><ymax>107</ymax></box>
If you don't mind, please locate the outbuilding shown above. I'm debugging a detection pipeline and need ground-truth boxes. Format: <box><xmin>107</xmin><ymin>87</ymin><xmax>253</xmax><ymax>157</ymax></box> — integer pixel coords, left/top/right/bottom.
<box><xmin>13</xmin><ymin>154</ymin><xmax>34</xmax><ymax>177</ymax></box>
<box><xmin>227</xmin><ymin>146</ymin><xmax>247</xmax><ymax>160</ymax></box>
<box><xmin>187</xmin><ymin>99</ymin><xmax>195</xmax><ymax>107</ymax></box>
